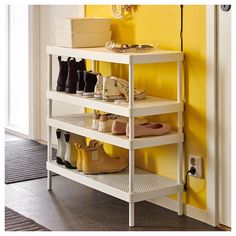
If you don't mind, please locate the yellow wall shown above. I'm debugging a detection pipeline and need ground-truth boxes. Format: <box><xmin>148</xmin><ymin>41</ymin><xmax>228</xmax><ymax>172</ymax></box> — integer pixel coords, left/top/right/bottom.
<box><xmin>85</xmin><ymin>5</ymin><xmax>206</xmax><ymax>209</ymax></box>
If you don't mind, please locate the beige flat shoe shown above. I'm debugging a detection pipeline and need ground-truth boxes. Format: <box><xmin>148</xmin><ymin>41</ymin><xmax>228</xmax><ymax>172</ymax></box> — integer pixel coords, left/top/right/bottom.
<box><xmin>126</xmin><ymin>122</ymin><xmax>171</xmax><ymax>138</ymax></box>
<box><xmin>111</xmin><ymin>117</ymin><xmax>148</xmax><ymax>135</ymax></box>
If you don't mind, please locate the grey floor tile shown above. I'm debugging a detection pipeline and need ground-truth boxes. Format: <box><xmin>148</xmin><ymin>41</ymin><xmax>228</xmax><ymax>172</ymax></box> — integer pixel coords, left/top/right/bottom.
<box><xmin>5</xmin><ymin>176</ymin><xmax>220</xmax><ymax>231</ymax></box>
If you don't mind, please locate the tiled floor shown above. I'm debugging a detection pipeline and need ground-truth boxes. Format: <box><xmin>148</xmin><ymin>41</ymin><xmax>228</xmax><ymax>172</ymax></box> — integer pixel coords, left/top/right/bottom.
<box><xmin>5</xmin><ymin>133</ymin><xmax>221</xmax><ymax>231</ymax></box>
<box><xmin>5</xmin><ymin>176</ymin><xmax>220</xmax><ymax>231</ymax></box>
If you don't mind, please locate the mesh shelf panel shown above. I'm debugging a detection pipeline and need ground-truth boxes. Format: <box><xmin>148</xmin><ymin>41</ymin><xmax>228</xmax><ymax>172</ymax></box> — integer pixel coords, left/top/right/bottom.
<box><xmin>53</xmin><ymin>113</ymin><xmax>93</xmax><ymax>128</ymax></box>
<box><xmin>51</xmin><ymin>161</ymin><xmax>177</xmax><ymax>193</ymax></box>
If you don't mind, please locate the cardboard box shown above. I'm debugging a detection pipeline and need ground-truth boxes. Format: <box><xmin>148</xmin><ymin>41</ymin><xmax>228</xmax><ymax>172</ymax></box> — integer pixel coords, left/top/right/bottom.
<box><xmin>55</xmin><ymin>18</ymin><xmax>112</xmax><ymax>48</ymax></box>
<box><xmin>56</xmin><ymin>31</ymin><xmax>112</xmax><ymax>48</ymax></box>
<box><xmin>55</xmin><ymin>18</ymin><xmax>111</xmax><ymax>33</ymax></box>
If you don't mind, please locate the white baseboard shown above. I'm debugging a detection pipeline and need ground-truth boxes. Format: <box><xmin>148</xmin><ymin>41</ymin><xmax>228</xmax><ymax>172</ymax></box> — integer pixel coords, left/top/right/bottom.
<box><xmin>148</xmin><ymin>197</ymin><xmax>208</xmax><ymax>224</ymax></box>
<box><xmin>37</xmin><ymin>139</ymin><xmax>57</xmax><ymax>149</ymax></box>
<box><xmin>5</xmin><ymin>127</ymin><xmax>30</xmax><ymax>140</ymax></box>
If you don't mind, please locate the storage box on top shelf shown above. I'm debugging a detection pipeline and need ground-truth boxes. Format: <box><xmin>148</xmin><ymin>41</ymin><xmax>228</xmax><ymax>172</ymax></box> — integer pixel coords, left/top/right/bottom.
<box><xmin>55</xmin><ymin>17</ymin><xmax>112</xmax><ymax>48</ymax></box>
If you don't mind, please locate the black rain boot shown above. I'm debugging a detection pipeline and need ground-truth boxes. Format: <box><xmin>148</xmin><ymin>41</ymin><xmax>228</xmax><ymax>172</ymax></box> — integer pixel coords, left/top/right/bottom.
<box><xmin>83</xmin><ymin>71</ymin><xmax>100</xmax><ymax>97</ymax></box>
<box><xmin>76</xmin><ymin>70</ymin><xmax>85</xmax><ymax>95</ymax></box>
<box><xmin>56</xmin><ymin>56</ymin><xmax>69</xmax><ymax>92</ymax></box>
<box><xmin>65</xmin><ymin>58</ymin><xmax>86</xmax><ymax>94</ymax></box>
<box><xmin>56</xmin><ymin>129</ymin><xmax>66</xmax><ymax>165</ymax></box>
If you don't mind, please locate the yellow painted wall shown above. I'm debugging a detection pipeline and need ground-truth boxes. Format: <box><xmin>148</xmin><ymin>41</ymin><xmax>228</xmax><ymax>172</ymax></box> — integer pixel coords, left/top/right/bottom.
<box><xmin>85</xmin><ymin>5</ymin><xmax>206</xmax><ymax>209</ymax></box>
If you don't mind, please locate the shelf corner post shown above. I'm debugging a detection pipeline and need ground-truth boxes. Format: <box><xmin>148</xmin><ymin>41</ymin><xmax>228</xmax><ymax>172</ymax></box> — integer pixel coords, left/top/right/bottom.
<box><xmin>47</xmin><ymin>53</ymin><xmax>53</xmax><ymax>191</ymax></box>
<box><xmin>177</xmin><ymin>60</ymin><xmax>183</xmax><ymax>215</ymax></box>
<box><xmin>128</xmin><ymin>62</ymin><xmax>135</xmax><ymax>227</ymax></box>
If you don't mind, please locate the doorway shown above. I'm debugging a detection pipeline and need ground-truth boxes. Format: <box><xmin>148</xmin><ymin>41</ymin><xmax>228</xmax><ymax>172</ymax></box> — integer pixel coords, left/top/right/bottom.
<box><xmin>6</xmin><ymin>5</ymin><xmax>30</xmax><ymax>137</ymax></box>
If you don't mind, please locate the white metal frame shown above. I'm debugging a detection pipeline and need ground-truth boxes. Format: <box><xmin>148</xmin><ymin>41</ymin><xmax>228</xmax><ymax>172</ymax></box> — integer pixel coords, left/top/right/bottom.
<box><xmin>46</xmin><ymin>46</ymin><xmax>184</xmax><ymax>227</ymax></box>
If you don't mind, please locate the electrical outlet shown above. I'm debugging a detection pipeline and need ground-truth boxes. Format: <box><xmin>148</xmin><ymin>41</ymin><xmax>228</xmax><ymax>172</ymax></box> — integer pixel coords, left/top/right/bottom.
<box><xmin>189</xmin><ymin>156</ymin><xmax>203</xmax><ymax>178</ymax></box>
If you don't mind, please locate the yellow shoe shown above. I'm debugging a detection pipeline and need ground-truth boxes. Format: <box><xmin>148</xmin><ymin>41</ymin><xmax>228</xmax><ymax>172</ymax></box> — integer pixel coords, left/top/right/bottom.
<box><xmin>81</xmin><ymin>141</ymin><xmax>128</xmax><ymax>175</ymax></box>
<box><xmin>74</xmin><ymin>143</ymin><xmax>83</xmax><ymax>171</ymax></box>
<box><xmin>64</xmin><ymin>132</ymin><xmax>86</xmax><ymax>169</ymax></box>
<box><xmin>74</xmin><ymin>140</ymin><xmax>99</xmax><ymax>171</ymax></box>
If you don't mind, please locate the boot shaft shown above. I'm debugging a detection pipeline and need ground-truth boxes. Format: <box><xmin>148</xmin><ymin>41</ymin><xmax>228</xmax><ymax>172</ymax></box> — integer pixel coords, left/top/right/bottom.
<box><xmin>65</xmin><ymin>58</ymin><xmax>86</xmax><ymax>94</ymax></box>
<box><xmin>83</xmin><ymin>71</ymin><xmax>99</xmax><ymax>97</ymax></box>
<box><xmin>56</xmin><ymin>129</ymin><xmax>66</xmax><ymax>165</ymax></box>
<box><xmin>64</xmin><ymin>132</ymin><xmax>86</xmax><ymax>169</ymax></box>
<box><xmin>56</xmin><ymin>56</ymin><xmax>68</xmax><ymax>92</ymax></box>
<box><xmin>76</xmin><ymin>70</ymin><xmax>85</xmax><ymax>94</ymax></box>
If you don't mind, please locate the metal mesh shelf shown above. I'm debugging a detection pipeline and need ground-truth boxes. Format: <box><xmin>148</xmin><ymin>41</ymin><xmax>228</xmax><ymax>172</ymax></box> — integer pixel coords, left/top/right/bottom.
<box><xmin>47</xmin><ymin>90</ymin><xmax>183</xmax><ymax>117</ymax></box>
<box><xmin>48</xmin><ymin>114</ymin><xmax>184</xmax><ymax>149</ymax></box>
<box><xmin>47</xmin><ymin>160</ymin><xmax>182</xmax><ymax>203</ymax></box>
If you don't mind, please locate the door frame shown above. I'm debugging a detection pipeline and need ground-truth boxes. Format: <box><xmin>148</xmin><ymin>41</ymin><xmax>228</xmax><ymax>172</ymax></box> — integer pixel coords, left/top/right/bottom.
<box><xmin>206</xmin><ymin>5</ymin><xmax>218</xmax><ymax>227</ymax></box>
<box><xmin>206</xmin><ymin>5</ymin><xmax>232</xmax><ymax>227</ymax></box>
<box><xmin>28</xmin><ymin>5</ymin><xmax>40</xmax><ymax>140</ymax></box>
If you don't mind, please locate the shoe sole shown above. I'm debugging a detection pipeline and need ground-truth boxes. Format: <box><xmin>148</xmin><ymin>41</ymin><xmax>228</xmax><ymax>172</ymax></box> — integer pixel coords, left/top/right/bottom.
<box><xmin>56</xmin><ymin>156</ymin><xmax>65</xmax><ymax>165</ymax></box>
<box><xmin>94</xmin><ymin>94</ymin><xmax>102</xmax><ymax>99</ymax></box>
<box><xmin>65</xmin><ymin>88</ymin><xmax>76</xmax><ymax>93</ymax></box>
<box><xmin>83</xmin><ymin>92</ymin><xmax>94</xmax><ymax>97</ymax></box>
<box><xmin>76</xmin><ymin>91</ymin><xmax>84</xmax><ymax>95</ymax></box>
<box><xmin>56</xmin><ymin>86</ymin><xmax>65</xmax><ymax>92</ymax></box>
<box><xmin>64</xmin><ymin>161</ymin><xmax>77</xmax><ymax>169</ymax></box>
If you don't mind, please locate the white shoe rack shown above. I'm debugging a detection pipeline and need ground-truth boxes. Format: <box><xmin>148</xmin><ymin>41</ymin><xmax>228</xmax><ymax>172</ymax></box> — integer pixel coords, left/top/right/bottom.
<box><xmin>46</xmin><ymin>46</ymin><xmax>184</xmax><ymax>227</ymax></box>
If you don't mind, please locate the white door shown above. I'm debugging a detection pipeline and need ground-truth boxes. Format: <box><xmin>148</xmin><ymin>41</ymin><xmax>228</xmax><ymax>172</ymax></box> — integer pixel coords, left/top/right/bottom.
<box><xmin>217</xmin><ymin>5</ymin><xmax>231</xmax><ymax>228</ymax></box>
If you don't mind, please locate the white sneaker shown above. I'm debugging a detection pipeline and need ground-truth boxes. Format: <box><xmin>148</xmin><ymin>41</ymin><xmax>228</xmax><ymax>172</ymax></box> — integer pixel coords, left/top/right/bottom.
<box><xmin>102</xmin><ymin>76</ymin><xmax>124</xmax><ymax>101</ymax></box>
<box><xmin>94</xmin><ymin>74</ymin><xmax>103</xmax><ymax>99</ymax></box>
<box><xmin>92</xmin><ymin>111</ymin><xmax>101</xmax><ymax>130</ymax></box>
<box><xmin>98</xmin><ymin>114</ymin><xmax>119</xmax><ymax>132</ymax></box>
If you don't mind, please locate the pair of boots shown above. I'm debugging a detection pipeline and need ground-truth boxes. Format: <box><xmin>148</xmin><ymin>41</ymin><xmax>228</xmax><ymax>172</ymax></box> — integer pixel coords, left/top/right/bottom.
<box><xmin>56</xmin><ymin>129</ymin><xmax>86</xmax><ymax>169</ymax></box>
<box><xmin>76</xmin><ymin>71</ymin><xmax>100</xmax><ymax>97</ymax></box>
<box><xmin>56</xmin><ymin>56</ymin><xmax>86</xmax><ymax>94</ymax></box>
<box><xmin>74</xmin><ymin>140</ymin><xmax>128</xmax><ymax>175</ymax></box>
<box><xmin>56</xmin><ymin>130</ymin><xmax>128</xmax><ymax>174</ymax></box>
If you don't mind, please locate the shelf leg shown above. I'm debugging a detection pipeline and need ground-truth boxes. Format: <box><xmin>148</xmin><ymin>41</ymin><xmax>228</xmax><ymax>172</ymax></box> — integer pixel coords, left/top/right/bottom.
<box><xmin>128</xmin><ymin>63</ymin><xmax>135</xmax><ymax>227</ymax></box>
<box><xmin>129</xmin><ymin>148</ymin><xmax>135</xmax><ymax>227</ymax></box>
<box><xmin>177</xmin><ymin>142</ymin><xmax>183</xmax><ymax>216</ymax></box>
<box><xmin>47</xmin><ymin>170</ymin><xmax>52</xmax><ymax>191</ymax></box>
<box><xmin>47</xmin><ymin>54</ymin><xmax>53</xmax><ymax>191</ymax></box>
<box><xmin>177</xmin><ymin>192</ymin><xmax>183</xmax><ymax>216</ymax></box>
<box><xmin>47</xmin><ymin>124</ymin><xmax>52</xmax><ymax>191</ymax></box>
<box><xmin>129</xmin><ymin>202</ymin><xmax>135</xmax><ymax>227</ymax></box>
<box><xmin>177</xmin><ymin>61</ymin><xmax>183</xmax><ymax>215</ymax></box>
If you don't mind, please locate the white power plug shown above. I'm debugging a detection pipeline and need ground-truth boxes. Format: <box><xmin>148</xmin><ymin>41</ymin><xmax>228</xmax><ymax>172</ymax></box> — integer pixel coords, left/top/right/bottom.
<box><xmin>189</xmin><ymin>156</ymin><xmax>203</xmax><ymax>178</ymax></box>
